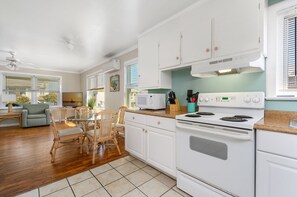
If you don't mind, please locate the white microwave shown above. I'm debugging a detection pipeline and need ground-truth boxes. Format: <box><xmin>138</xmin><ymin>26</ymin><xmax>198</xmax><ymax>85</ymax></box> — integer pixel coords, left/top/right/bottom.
<box><xmin>136</xmin><ymin>94</ymin><xmax>166</xmax><ymax>110</ymax></box>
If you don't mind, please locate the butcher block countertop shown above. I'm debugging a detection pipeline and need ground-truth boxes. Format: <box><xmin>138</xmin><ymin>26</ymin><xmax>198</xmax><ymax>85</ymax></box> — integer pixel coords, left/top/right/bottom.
<box><xmin>254</xmin><ymin>110</ymin><xmax>297</xmax><ymax>135</ymax></box>
<box><xmin>126</xmin><ymin>107</ymin><xmax>187</xmax><ymax>119</ymax></box>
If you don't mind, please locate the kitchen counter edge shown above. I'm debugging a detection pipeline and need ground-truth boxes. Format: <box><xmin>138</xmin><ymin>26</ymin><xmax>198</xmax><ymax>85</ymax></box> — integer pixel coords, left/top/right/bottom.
<box><xmin>126</xmin><ymin>108</ymin><xmax>187</xmax><ymax>119</ymax></box>
<box><xmin>254</xmin><ymin>110</ymin><xmax>297</xmax><ymax>135</ymax></box>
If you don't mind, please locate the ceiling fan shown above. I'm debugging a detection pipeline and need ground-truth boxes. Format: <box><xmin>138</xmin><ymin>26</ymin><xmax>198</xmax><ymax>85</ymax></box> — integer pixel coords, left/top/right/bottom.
<box><xmin>0</xmin><ymin>50</ymin><xmax>34</xmax><ymax>71</ymax></box>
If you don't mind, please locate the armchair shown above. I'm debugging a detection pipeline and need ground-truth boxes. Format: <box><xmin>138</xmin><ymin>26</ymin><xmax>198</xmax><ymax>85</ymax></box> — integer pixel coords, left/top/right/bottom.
<box><xmin>22</xmin><ymin>104</ymin><xmax>50</xmax><ymax>128</ymax></box>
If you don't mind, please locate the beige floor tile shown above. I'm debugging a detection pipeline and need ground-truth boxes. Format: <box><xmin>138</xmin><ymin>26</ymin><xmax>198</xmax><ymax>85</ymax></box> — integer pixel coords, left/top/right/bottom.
<box><xmin>71</xmin><ymin>177</ymin><xmax>102</xmax><ymax>197</ymax></box>
<box><xmin>122</xmin><ymin>188</ymin><xmax>146</xmax><ymax>197</ymax></box>
<box><xmin>96</xmin><ymin>169</ymin><xmax>122</xmax><ymax>186</ymax></box>
<box><xmin>90</xmin><ymin>164</ymin><xmax>112</xmax><ymax>176</ymax></box>
<box><xmin>16</xmin><ymin>189</ymin><xmax>39</xmax><ymax>197</ymax></box>
<box><xmin>39</xmin><ymin>178</ymin><xmax>69</xmax><ymax>196</ymax></box>
<box><xmin>83</xmin><ymin>188</ymin><xmax>110</xmax><ymax>197</ymax></box>
<box><xmin>162</xmin><ymin>189</ymin><xmax>183</xmax><ymax>197</ymax></box>
<box><xmin>115</xmin><ymin>162</ymin><xmax>139</xmax><ymax>176</ymax></box>
<box><xmin>109</xmin><ymin>157</ymin><xmax>129</xmax><ymax>168</ymax></box>
<box><xmin>125</xmin><ymin>169</ymin><xmax>153</xmax><ymax>187</ymax></box>
<box><xmin>105</xmin><ymin>178</ymin><xmax>135</xmax><ymax>197</ymax></box>
<box><xmin>139</xmin><ymin>178</ymin><xmax>169</xmax><ymax>197</ymax></box>
<box><xmin>124</xmin><ymin>155</ymin><xmax>136</xmax><ymax>161</ymax></box>
<box><xmin>142</xmin><ymin>166</ymin><xmax>161</xmax><ymax>177</ymax></box>
<box><xmin>46</xmin><ymin>187</ymin><xmax>74</xmax><ymax>197</ymax></box>
<box><xmin>131</xmin><ymin>159</ymin><xmax>147</xmax><ymax>168</ymax></box>
<box><xmin>155</xmin><ymin>174</ymin><xmax>176</xmax><ymax>188</ymax></box>
<box><xmin>172</xmin><ymin>186</ymin><xmax>192</xmax><ymax>197</ymax></box>
<box><xmin>67</xmin><ymin>170</ymin><xmax>93</xmax><ymax>185</ymax></box>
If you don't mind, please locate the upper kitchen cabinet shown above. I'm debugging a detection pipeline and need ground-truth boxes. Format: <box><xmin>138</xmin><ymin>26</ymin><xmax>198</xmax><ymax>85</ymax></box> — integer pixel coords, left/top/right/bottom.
<box><xmin>158</xmin><ymin>19</ymin><xmax>181</xmax><ymax>69</ymax></box>
<box><xmin>179</xmin><ymin>5</ymin><xmax>212</xmax><ymax>64</ymax></box>
<box><xmin>212</xmin><ymin>0</ymin><xmax>261</xmax><ymax>57</ymax></box>
<box><xmin>138</xmin><ymin>29</ymin><xmax>172</xmax><ymax>89</ymax></box>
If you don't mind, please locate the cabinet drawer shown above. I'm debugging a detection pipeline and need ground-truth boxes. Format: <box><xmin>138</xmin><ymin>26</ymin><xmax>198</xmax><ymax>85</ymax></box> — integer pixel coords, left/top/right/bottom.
<box><xmin>125</xmin><ymin>112</ymin><xmax>146</xmax><ymax>125</ymax></box>
<box><xmin>257</xmin><ymin>130</ymin><xmax>297</xmax><ymax>159</ymax></box>
<box><xmin>146</xmin><ymin>115</ymin><xmax>176</xmax><ymax>132</ymax></box>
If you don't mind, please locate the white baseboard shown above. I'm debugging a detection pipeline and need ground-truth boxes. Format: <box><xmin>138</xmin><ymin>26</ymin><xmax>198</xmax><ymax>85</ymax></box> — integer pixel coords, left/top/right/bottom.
<box><xmin>0</xmin><ymin>123</ymin><xmax>19</xmax><ymax>127</ymax></box>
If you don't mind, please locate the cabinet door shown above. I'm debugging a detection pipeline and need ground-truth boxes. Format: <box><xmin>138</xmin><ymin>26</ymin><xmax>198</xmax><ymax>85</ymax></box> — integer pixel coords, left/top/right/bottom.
<box><xmin>212</xmin><ymin>0</ymin><xmax>260</xmax><ymax>57</ymax></box>
<box><xmin>257</xmin><ymin>151</ymin><xmax>297</xmax><ymax>197</ymax></box>
<box><xmin>180</xmin><ymin>10</ymin><xmax>212</xmax><ymax>64</ymax></box>
<box><xmin>138</xmin><ymin>32</ymin><xmax>159</xmax><ymax>88</ymax></box>
<box><xmin>159</xmin><ymin>19</ymin><xmax>181</xmax><ymax>69</ymax></box>
<box><xmin>146</xmin><ymin>126</ymin><xmax>176</xmax><ymax>177</ymax></box>
<box><xmin>125</xmin><ymin>123</ymin><xmax>146</xmax><ymax>160</ymax></box>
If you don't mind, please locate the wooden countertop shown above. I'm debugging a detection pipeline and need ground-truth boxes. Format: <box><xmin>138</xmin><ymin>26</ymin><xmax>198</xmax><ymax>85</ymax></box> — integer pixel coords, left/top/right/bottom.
<box><xmin>254</xmin><ymin>110</ymin><xmax>297</xmax><ymax>135</ymax></box>
<box><xmin>126</xmin><ymin>107</ymin><xmax>187</xmax><ymax>119</ymax></box>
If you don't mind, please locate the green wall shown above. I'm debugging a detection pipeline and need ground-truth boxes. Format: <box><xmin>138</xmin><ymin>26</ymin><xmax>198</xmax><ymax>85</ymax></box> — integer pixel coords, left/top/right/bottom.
<box><xmin>170</xmin><ymin>68</ymin><xmax>297</xmax><ymax>111</ymax></box>
<box><xmin>268</xmin><ymin>0</ymin><xmax>284</xmax><ymax>6</ymax></box>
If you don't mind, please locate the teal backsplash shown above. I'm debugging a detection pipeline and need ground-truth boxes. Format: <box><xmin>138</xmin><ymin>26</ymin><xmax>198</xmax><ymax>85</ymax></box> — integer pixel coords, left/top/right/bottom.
<box><xmin>268</xmin><ymin>0</ymin><xmax>284</xmax><ymax>6</ymax></box>
<box><xmin>151</xmin><ymin>68</ymin><xmax>297</xmax><ymax>112</ymax></box>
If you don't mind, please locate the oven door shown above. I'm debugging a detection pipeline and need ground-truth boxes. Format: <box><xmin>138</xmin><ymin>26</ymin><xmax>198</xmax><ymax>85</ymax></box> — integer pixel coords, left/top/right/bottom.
<box><xmin>176</xmin><ymin>120</ymin><xmax>255</xmax><ymax>197</ymax></box>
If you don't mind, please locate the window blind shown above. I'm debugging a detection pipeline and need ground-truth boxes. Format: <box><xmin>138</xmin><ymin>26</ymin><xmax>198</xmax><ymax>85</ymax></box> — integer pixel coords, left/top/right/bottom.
<box><xmin>127</xmin><ymin>64</ymin><xmax>138</xmax><ymax>88</ymax></box>
<box><xmin>284</xmin><ymin>15</ymin><xmax>297</xmax><ymax>89</ymax></box>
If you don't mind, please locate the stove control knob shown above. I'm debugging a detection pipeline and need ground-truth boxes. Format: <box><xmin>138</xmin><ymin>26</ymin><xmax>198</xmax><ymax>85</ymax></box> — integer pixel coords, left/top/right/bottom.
<box><xmin>204</xmin><ymin>97</ymin><xmax>209</xmax><ymax>102</ymax></box>
<box><xmin>252</xmin><ymin>97</ymin><xmax>260</xmax><ymax>103</ymax></box>
<box><xmin>199</xmin><ymin>97</ymin><xmax>204</xmax><ymax>102</ymax></box>
<box><xmin>244</xmin><ymin>97</ymin><xmax>251</xmax><ymax>103</ymax></box>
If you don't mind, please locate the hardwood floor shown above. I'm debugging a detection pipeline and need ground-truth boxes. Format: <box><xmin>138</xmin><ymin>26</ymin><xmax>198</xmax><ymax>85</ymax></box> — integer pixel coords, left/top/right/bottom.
<box><xmin>0</xmin><ymin>123</ymin><xmax>128</xmax><ymax>197</ymax></box>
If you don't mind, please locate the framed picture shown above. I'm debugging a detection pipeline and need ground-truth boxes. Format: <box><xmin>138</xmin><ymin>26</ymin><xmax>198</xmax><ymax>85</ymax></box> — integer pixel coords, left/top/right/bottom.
<box><xmin>110</xmin><ymin>74</ymin><xmax>120</xmax><ymax>92</ymax></box>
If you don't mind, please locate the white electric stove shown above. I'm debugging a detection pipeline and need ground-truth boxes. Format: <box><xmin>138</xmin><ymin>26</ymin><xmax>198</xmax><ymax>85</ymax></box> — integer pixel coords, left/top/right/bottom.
<box><xmin>176</xmin><ymin>92</ymin><xmax>265</xmax><ymax>197</ymax></box>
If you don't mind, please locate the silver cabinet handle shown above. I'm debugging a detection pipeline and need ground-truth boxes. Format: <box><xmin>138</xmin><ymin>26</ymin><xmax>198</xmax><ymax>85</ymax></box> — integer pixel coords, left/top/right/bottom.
<box><xmin>206</xmin><ymin>48</ymin><xmax>210</xmax><ymax>53</ymax></box>
<box><xmin>214</xmin><ymin>46</ymin><xmax>219</xmax><ymax>51</ymax></box>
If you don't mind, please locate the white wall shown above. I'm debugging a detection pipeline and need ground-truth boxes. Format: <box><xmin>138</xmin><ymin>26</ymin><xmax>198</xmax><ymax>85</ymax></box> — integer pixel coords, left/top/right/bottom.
<box><xmin>80</xmin><ymin>49</ymin><xmax>138</xmax><ymax>110</ymax></box>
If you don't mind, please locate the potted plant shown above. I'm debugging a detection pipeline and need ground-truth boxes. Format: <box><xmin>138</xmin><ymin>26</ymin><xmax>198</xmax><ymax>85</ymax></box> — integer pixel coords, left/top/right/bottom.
<box><xmin>87</xmin><ymin>97</ymin><xmax>96</xmax><ymax>109</ymax></box>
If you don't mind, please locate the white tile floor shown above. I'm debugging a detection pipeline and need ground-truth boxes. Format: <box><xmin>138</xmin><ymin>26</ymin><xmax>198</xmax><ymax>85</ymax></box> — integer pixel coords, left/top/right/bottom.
<box><xmin>16</xmin><ymin>156</ymin><xmax>192</xmax><ymax>197</ymax></box>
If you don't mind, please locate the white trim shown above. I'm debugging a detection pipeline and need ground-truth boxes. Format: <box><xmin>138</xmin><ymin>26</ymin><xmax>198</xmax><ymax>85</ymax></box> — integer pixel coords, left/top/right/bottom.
<box><xmin>80</xmin><ymin>44</ymin><xmax>138</xmax><ymax>73</ymax></box>
<box><xmin>124</xmin><ymin>58</ymin><xmax>138</xmax><ymax>67</ymax></box>
<box><xmin>266</xmin><ymin>0</ymin><xmax>297</xmax><ymax>98</ymax></box>
<box><xmin>138</xmin><ymin>0</ymin><xmax>209</xmax><ymax>38</ymax></box>
<box><xmin>266</xmin><ymin>97</ymin><xmax>297</xmax><ymax>101</ymax></box>
<box><xmin>0</xmin><ymin>123</ymin><xmax>19</xmax><ymax>127</ymax></box>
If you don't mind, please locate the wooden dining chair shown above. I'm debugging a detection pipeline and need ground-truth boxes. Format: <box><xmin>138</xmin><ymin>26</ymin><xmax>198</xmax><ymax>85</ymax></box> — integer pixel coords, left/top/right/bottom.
<box><xmin>59</xmin><ymin>107</ymin><xmax>76</xmax><ymax>127</ymax></box>
<box><xmin>49</xmin><ymin>112</ymin><xmax>84</xmax><ymax>163</ymax></box>
<box><xmin>86</xmin><ymin>110</ymin><xmax>121</xmax><ymax>164</ymax></box>
<box><xmin>114</xmin><ymin>105</ymin><xmax>128</xmax><ymax>137</ymax></box>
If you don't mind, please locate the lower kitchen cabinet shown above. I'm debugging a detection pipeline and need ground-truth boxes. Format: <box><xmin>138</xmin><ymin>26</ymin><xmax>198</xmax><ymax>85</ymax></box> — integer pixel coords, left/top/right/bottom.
<box><xmin>256</xmin><ymin>130</ymin><xmax>297</xmax><ymax>197</ymax></box>
<box><xmin>146</xmin><ymin>126</ymin><xmax>176</xmax><ymax>177</ymax></box>
<box><xmin>125</xmin><ymin>112</ymin><xmax>176</xmax><ymax>177</ymax></box>
<box><xmin>125</xmin><ymin>123</ymin><xmax>146</xmax><ymax>161</ymax></box>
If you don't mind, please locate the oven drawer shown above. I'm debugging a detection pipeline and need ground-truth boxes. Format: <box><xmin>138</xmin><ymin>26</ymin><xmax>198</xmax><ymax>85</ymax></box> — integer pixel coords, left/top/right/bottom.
<box><xmin>177</xmin><ymin>171</ymin><xmax>233</xmax><ymax>197</ymax></box>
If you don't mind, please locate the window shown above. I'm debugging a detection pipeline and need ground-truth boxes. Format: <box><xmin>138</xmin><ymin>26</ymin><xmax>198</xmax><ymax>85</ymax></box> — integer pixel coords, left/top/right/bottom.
<box><xmin>124</xmin><ymin>58</ymin><xmax>139</xmax><ymax>108</ymax></box>
<box><xmin>266</xmin><ymin>1</ymin><xmax>297</xmax><ymax>99</ymax></box>
<box><xmin>86</xmin><ymin>72</ymin><xmax>105</xmax><ymax>109</ymax></box>
<box><xmin>284</xmin><ymin>14</ymin><xmax>297</xmax><ymax>89</ymax></box>
<box><xmin>1</xmin><ymin>73</ymin><xmax>61</xmax><ymax>106</ymax></box>
<box><xmin>36</xmin><ymin>77</ymin><xmax>60</xmax><ymax>105</ymax></box>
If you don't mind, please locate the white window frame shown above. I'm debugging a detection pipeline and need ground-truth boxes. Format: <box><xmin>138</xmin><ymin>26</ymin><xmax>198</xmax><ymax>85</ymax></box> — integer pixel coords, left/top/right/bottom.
<box><xmin>266</xmin><ymin>1</ymin><xmax>297</xmax><ymax>100</ymax></box>
<box><xmin>86</xmin><ymin>71</ymin><xmax>105</xmax><ymax>108</ymax></box>
<box><xmin>0</xmin><ymin>71</ymin><xmax>62</xmax><ymax>107</ymax></box>
<box><xmin>124</xmin><ymin>58</ymin><xmax>138</xmax><ymax>107</ymax></box>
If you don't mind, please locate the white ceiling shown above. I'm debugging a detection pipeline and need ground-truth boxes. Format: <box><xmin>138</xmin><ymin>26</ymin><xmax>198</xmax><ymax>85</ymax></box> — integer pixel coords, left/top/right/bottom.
<box><xmin>0</xmin><ymin>0</ymin><xmax>198</xmax><ymax>73</ymax></box>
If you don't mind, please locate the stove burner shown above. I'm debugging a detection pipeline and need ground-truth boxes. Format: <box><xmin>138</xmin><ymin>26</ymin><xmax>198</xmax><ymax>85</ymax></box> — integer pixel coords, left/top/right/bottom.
<box><xmin>185</xmin><ymin>114</ymin><xmax>201</xmax><ymax>118</ymax></box>
<box><xmin>196</xmin><ymin>112</ymin><xmax>215</xmax><ymax>116</ymax></box>
<box><xmin>233</xmin><ymin>115</ymin><xmax>253</xmax><ymax>119</ymax></box>
<box><xmin>220</xmin><ymin>117</ymin><xmax>248</xmax><ymax>122</ymax></box>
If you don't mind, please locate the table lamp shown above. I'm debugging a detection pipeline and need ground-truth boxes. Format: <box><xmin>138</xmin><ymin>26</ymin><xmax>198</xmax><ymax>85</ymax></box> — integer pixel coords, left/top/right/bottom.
<box><xmin>2</xmin><ymin>94</ymin><xmax>16</xmax><ymax>113</ymax></box>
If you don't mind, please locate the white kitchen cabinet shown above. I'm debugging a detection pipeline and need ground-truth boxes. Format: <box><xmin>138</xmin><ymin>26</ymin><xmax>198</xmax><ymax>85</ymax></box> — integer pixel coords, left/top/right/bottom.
<box><xmin>125</xmin><ymin>123</ymin><xmax>146</xmax><ymax>161</ymax></box>
<box><xmin>138</xmin><ymin>30</ymin><xmax>172</xmax><ymax>89</ymax></box>
<box><xmin>212</xmin><ymin>0</ymin><xmax>261</xmax><ymax>58</ymax></box>
<box><xmin>256</xmin><ymin>130</ymin><xmax>297</xmax><ymax>197</ymax></box>
<box><xmin>125</xmin><ymin>112</ymin><xmax>176</xmax><ymax>177</ymax></box>
<box><xmin>180</xmin><ymin>7</ymin><xmax>212</xmax><ymax>64</ymax></box>
<box><xmin>146</xmin><ymin>126</ymin><xmax>176</xmax><ymax>177</ymax></box>
<box><xmin>159</xmin><ymin>19</ymin><xmax>181</xmax><ymax>69</ymax></box>
<box><xmin>138</xmin><ymin>0</ymin><xmax>263</xmax><ymax>75</ymax></box>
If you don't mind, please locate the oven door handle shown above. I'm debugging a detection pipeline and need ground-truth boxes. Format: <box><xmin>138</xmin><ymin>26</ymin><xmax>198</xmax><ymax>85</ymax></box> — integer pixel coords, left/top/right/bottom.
<box><xmin>176</xmin><ymin>122</ymin><xmax>252</xmax><ymax>140</ymax></box>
